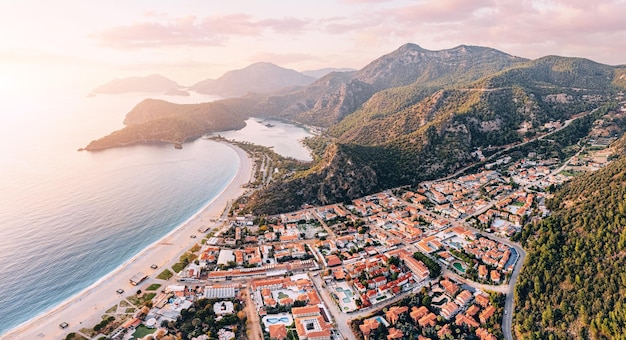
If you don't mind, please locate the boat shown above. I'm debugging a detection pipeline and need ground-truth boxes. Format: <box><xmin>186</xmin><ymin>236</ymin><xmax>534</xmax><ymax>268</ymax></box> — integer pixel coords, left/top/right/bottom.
<box><xmin>265</xmin><ymin>123</ymin><xmax>275</xmax><ymax>128</ymax></box>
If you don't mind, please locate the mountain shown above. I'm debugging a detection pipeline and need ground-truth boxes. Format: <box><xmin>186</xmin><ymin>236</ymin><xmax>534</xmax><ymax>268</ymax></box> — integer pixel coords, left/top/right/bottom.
<box><xmin>190</xmin><ymin>62</ymin><xmax>316</xmax><ymax>97</ymax></box>
<box><xmin>301</xmin><ymin>67</ymin><xmax>356</xmax><ymax>79</ymax></box>
<box><xmin>82</xmin><ymin>97</ymin><xmax>256</xmax><ymax>151</ymax></box>
<box><xmin>91</xmin><ymin>74</ymin><xmax>181</xmax><ymax>94</ymax></box>
<box><xmin>251</xmin><ymin>44</ymin><xmax>527</xmax><ymax>127</ymax></box>
<box><xmin>513</xmin><ymin>145</ymin><xmax>626</xmax><ymax>339</ymax></box>
<box><xmin>244</xmin><ymin>53</ymin><xmax>626</xmax><ymax>213</ymax></box>
<box><xmin>84</xmin><ymin>44</ymin><xmax>626</xmax><ymax>213</ymax></box>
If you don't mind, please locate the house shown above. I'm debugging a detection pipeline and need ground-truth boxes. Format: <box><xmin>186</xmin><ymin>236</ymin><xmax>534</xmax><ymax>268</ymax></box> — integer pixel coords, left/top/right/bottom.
<box><xmin>410</xmin><ymin>306</ymin><xmax>429</xmax><ymax>322</ymax></box>
<box><xmin>326</xmin><ymin>255</ymin><xmax>342</xmax><ymax>267</ymax></box>
<box><xmin>478</xmin><ymin>265</ymin><xmax>488</xmax><ymax>279</ymax></box>
<box><xmin>479</xmin><ymin>305</ymin><xmax>496</xmax><ymax>324</ymax></box>
<box><xmin>455</xmin><ymin>313</ymin><xmax>480</xmax><ymax>328</ymax></box>
<box><xmin>440</xmin><ymin>279</ymin><xmax>459</xmax><ymax>296</ymax></box>
<box><xmin>359</xmin><ymin>318</ymin><xmax>380</xmax><ymax>337</ymax></box>
<box><xmin>490</xmin><ymin>270</ymin><xmax>501</xmax><ymax>283</ymax></box>
<box><xmin>466</xmin><ymin>305</ymin><xmax>480</xmax><ymax>317</ymax></box>
<box><xmin>387</xmin><ymin>328</ymin><xmax>403</xmax><ymax>340</ymax></box>
<box><xmin>455</xmin><ymin>290</ymin><xmax>473</xmax><ymax>306</ymax></box>
<box><xmin>440</xmin><ymin>301</ymin><xmax>460</xmax><ymax>319</ymax></box>
<box><xmin>418</xmin><ymin>313</ymin><xmax>437</xmax><ymax>327</ymax></box>
<box><xmin>385</xmin><ymin>306</ymin><xmax>408</xmax><ymax>325</ymax></box>
<box><xmin>475</xmin><ymin>294</ymin><xmax>490</xmax><ymax>307</ymax></box>
<box><xmin>476</xmin><ymin>327</ymin><xmax>498</xmax><ymax>340</ymax></box>
<box><xmin>269</xmin><ymin>324</ymin><xmax>287</xmax><ymax>340</ymax></box>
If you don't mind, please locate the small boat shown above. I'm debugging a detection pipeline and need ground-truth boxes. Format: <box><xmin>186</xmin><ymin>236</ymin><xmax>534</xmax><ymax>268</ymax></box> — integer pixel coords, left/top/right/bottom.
<box><xmin>265</xmin><ymin>123</ymin><xmax>275</xmax><ymax>128</ymax></box>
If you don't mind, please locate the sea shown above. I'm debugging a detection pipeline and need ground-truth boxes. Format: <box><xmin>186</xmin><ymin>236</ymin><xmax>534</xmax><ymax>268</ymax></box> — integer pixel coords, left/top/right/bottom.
<box><xmin>0</xmin><ymin>84</ymin><xmax>312</xmax><ymax>335</ymax></box>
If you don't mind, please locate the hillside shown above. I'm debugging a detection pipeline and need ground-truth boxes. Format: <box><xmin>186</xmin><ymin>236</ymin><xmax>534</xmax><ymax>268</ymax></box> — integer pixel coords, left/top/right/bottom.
<box><xmin>82</xmin><ymin>98</ymin><xmax>257</xmax><ymax>151</ymax></box>
<box><xmin>85</xmin><ymin>44</ymin><xmax>626</xmax><ymax>214</ymax></box>
<box><xmin>245</xmin><ymin>55</ymin><xmax>623</xmax><ymax>213</ymax></box>
<box><xmin>91</xmin><ymin>74</ymin><xmax>181</xmax><ymax>94</ymax></box>
<box><xmin>190</xmin><ymin>62</ymin><xmax>316</xmax><ymax>97</ymax></box>
<box><xmin>513</xmin><ymin>148</ymin><xmax>626</xmax><ymax>339</ymax></box>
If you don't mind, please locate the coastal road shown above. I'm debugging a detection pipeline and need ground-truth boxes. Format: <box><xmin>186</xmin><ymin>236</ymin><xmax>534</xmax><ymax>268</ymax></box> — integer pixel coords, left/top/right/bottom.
<box><xmin>436</xmin><ymin>106</ymin><xmax>600</xmax><ymax>182</ymax></box>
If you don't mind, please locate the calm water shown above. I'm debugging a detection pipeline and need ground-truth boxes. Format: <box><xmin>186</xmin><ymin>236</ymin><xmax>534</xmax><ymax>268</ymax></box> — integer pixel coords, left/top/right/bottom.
<box><xmin>0</xmin><ymin>86</ymin><xmax>310</xmax><ymax>335</ymax></box>
<box><xmin>217</xmin><ymin>118</ymin><xmax>313</xmax><ymax>161</ymax></box>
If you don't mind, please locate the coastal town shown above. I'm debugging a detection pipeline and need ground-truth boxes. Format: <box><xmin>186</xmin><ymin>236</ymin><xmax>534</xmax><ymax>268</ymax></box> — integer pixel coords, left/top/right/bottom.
<box><xmin>56</xmin><ymin>102</ymin><xmax>625</xmax><ymax>340</ymax></box>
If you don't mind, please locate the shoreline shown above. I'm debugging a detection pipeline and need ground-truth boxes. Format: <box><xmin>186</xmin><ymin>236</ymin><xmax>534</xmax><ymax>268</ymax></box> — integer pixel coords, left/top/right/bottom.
<box><xmin>2</xmin><ymin>141</ymin><xmax>254</xmax><ymax>340</ymax></box>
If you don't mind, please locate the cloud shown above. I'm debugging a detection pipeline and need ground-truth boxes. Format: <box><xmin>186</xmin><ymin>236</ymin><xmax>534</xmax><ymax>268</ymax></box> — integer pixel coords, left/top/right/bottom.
<box><xmin>92</xmin><ymin>14</ymin><xmax>310</xmax><ymax>49</ymax></box>
<box><xmin>336</xmin><ymin>0</ymin><xmax>626</xmax><ymax>64</ymax></box>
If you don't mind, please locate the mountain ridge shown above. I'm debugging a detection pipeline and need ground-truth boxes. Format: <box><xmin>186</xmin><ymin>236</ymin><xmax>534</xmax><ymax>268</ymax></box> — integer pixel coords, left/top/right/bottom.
<box><xmin>190</xmin><ymin>62</ymin><xmax>316</xmax><ymax>98</ymax></box>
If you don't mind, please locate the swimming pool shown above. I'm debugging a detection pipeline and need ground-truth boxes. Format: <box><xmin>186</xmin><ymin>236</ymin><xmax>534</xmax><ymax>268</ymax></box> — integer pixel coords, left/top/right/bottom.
<box><xmin>266</xmin><ymin>317</ymin><xmax>290</xmax><ymax>324</ymax></box>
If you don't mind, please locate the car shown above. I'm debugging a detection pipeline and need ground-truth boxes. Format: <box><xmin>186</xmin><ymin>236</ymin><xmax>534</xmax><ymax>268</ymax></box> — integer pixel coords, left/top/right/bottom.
<box><xmin>190</xmin><ymin>235</ymin><xmax>196</xmax><ymax>238</ymax></box>
<box><xmin>150</xmin><ymin>264</ymin><xmax>158</xmax><ymax>269</ymax></box>
<box><xmin>59</xmin><ymin>322</ymin><xmax>69</xmax><ymax>329</ymax></box>
<box><xmin>116</xmin><ymin>288</ymin><xmax>124</xmax><ymax>294</ymax></box>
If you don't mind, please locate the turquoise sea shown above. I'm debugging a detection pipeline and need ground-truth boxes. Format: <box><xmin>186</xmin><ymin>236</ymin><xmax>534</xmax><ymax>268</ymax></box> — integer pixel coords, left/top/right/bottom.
<box><xmin>0</xmin><ymin>85</ymin><xmax>311</xmax><ymax>335</ymax></box>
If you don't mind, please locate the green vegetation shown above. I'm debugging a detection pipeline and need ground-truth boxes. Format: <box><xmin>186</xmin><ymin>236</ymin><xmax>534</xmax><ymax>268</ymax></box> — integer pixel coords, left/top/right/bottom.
<box><xmin>127</xmin><ymin>293</ymin><xmax>156</xmax><ymax>307</ymax></box>
<box><xmin>105</xmin><ymin>305</ymin><xmax>117</xmax><ymax>313</ymax></box>
<box><xmin>146</xmin><ymin>283</ymin><xmax>162</xmax><ymax>291</ymax></box>
<box><xmin>131</xmin><ymin>325</ymin><xmax>156</xmax><ymax>339</ymax></box>
<box><xmin>93</xmin><ymin>315</ymin><xmax>115</xmax><ymax>333</ymax></box>
<box><xmin>171</xmin><ymin>262</ymin><xmax>185</xmax><ymax>273</ymax></box>
<box><xmin>161</xmin><ymin>298</ymin><xmax>247</xmax><ymax>339</ymax></box>
<box><xmin>412</xmin><ymin>252</ymin><xmax>441</xmax><ymax>278</ymax></box>
<box><xmin>64</xmin><ymin>333</ymin><xmax>87</xmax><ymax>340</ymax></box>
<box><xmin>125</xmin><ymin>308</ymin><xmax>136</xmax><ymax>314</ymax></box>
<box><xmin>157</xmin><ymin>269</ymin><xmax>173</xmax><ymax>280</ymax></box>
<box><xmin>514</xmin><ymin>155</ymin><xmax>626</xmax><ymax>339</ymax></box>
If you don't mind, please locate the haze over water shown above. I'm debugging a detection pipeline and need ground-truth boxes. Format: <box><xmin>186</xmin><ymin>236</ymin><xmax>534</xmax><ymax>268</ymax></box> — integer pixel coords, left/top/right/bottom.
<box><xmin>0</xmin><ymin>76</ymin><xmax>312</xmax><ymax>335</ymax></box>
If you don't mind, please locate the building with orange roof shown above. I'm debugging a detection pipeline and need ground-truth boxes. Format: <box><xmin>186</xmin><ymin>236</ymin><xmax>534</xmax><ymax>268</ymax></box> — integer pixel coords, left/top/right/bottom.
<box><xmin>410</xmin><ymin>306</ymin><xmax>429</xmax><ymax>322</ymax></box>
<box><xmin>440</xmin><ymin>301</ymin><xmax>460</xmax><ymax>319</ymax></box>
<box><xmin>385</xmin><ymin>306</ymin><xmax>408</xmax><ymax>325</ymax></box>
<box><xmin>269</xmin><ymin>324</ymin><xmax>287</xmax><ymax>340</ymax></box>
<box><xmin>417</xmin><ymin>335</ymin><xmax>432</xmax><ymax>340</ymax></box>
<box><xmin>307</xmin><ymin>291</ymin><xmax>321</xmax><ymax>305</ymax></box>
<box><xmin>479</xmin><ymin>305</ymin><xmax>496</xmax><ymax>324</ymax></box>
<box><xmin>440</xmin><ymin>279</ymin><xmax>459</xmax><ymax>296</ymax></box>
<box><xmin>476</xmin><ymin>327</ymin><xmax>498</xmax><ymax>340</ymax></box>
<box><xmin>359</xmin><ymin>318</ymin><xmax>380</xmax><ymax>338</ymax></box>
<box><xmin>326</xmin><ymin>255</ymin><xmax>342</xmax><ymax>267</ymax></box>
<box><xmin>387</xmin><ymin>328</ymin><xmax>403</xmax><ymax>340</ymax></box>
<box><xmin>475</xmin><ymin>294</ymin><xmax>490</xmax><ymax>307</ymax></box>
<box><xmin>418</xmin><ymin>313</ymin><xmax>437</xmax><ymax>327</ymax></box>
<box><xmin>466</xmin><ymin>304</ymin><xmax>480</xmax><ymax>317</ymax></box>
<box><xmin>292</xmin><ymin>305</ymin><xmax>321</xmax><ymax>318</ymax></box>
<box><xmin>478</xmin><ymin>265</ymin><xmax>488</xmax><ymax>279</ymax></box>
<box><xmin>490</xmin><ymin>270</ymin><xmax>501</xmax><ymax>283</ymax></box>
<box><xmin>455</xmin><ymin>290</ymin><xmax>473</xmax><ymax>306</ymax></box>
<box><xmin>455</xmin><ymin>313</ymin><xmax>480</xmax><ymax>328</ymax></box>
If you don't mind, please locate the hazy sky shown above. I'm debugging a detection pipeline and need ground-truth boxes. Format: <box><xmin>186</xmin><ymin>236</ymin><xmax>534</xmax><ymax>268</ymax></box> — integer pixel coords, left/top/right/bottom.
<box><xmin>1</xmin><ymin>0</ymin><xmax>626</xmax><ymax>86</ymax></box>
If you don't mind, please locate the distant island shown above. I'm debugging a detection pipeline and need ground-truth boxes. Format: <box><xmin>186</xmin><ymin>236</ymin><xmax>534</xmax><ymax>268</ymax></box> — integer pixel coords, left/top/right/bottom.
<box><xmin>189</xmin><ymin>62</ymin><xmax>316</xmax><ymax>98</ymax></box>
<box><xmin>163</xmin><ymin>88</ymin><xmax>190</xmax><ymax>96</ymax></box>
<box><xmin>91</xmin><ymin>74</ymin><xmax>182</xmax><ymax>94</ymax></box>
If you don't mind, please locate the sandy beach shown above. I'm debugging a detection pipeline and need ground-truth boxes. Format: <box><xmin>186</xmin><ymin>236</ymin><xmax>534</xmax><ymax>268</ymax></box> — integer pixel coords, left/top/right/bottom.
<box><xmin>2</xmin><ymin>142</ymin><xmax>253</xmax><ymax>340</ymax></box>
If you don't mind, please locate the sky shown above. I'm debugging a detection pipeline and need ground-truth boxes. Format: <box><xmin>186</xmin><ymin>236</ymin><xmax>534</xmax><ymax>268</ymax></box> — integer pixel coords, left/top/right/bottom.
<box><xmin>1</xmin><ymin>0</ymin><xmax>626</xmax><ymax>87</ymax></box>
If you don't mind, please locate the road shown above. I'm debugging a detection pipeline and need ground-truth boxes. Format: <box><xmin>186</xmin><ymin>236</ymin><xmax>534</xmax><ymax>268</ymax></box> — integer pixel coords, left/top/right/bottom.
<box><xmin>243</xmin><ymin>288</ymin><xmax>263</xmax><ymax>340</ymax></box>
<box><xmin>436</xmin><ymin>107</ymin><xmax>600</xmax><ymax>182</ymax></box>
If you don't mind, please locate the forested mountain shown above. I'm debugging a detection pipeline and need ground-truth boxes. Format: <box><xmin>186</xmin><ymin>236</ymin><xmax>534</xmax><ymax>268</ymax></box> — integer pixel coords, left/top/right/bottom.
<box><xmin>513</xmin><ymin>148</ymin><xmax>626</xmax><ymax>339</ymax></box>
<box><xmin>85</xmin><ymin>44</ymin><xmax>626</xmax><ymax>213</ymax></box>
<box><xmin>190</xmin><ymin>62</ymin><xmax>316</xmax><ymax>97</ymax></box>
